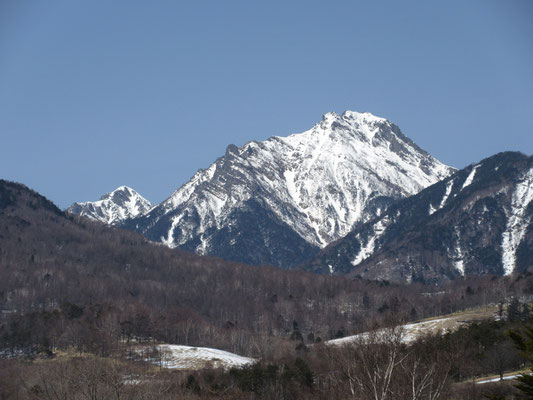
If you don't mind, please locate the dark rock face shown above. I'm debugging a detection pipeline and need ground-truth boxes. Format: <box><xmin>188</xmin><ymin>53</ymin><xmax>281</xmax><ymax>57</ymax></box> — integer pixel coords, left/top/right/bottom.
<box><xmin>302</xmin><ymin>152</ymin><xmax>533</xmax><ymax>283</ymax></box>
<box><xmin>188</xmin><ymin>198</ymin><xmax>320</xmax><ymax>269</ymax></box>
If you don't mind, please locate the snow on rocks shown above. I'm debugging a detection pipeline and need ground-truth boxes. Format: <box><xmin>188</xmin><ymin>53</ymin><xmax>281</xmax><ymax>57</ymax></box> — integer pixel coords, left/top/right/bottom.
<box><xmin>501</xmin><ymin>167</ymin><xmax>533</xmax><ymax>275</ymax></box>
<box><xmin>67</xmin><ymin>186</ymin><xmax>152</xmax><ymax>225</ymax></box>
<box><xmin>149</xmin><ymin>110</ymin><xmax>454</xmax><ymax>251</ymax></box>
<box><xmin>351</xmin><ymin>216</ymin><xmax>391</xmax><ymax>266</ymax></box>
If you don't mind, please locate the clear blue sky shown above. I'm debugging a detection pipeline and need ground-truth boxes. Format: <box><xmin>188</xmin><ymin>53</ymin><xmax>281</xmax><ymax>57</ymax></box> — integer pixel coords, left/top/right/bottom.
<box><xmin>1</xmin><ymin>0</ymin><xmax>532</xmax><ymax>208</ymax></box>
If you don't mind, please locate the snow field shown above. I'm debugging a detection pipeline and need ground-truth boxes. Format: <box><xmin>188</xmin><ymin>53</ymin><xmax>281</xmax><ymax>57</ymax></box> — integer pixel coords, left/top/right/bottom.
<box><xmin>136</xmin><ymin>344</ymin><xmax>256</xmax><ymax>371</ymax></box>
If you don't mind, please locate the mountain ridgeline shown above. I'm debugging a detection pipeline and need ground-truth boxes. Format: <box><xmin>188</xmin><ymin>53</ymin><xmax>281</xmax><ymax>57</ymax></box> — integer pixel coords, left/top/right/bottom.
<box><xmin>116</xmin><ymin>111</ymin><xmax>453</xmax><ymax>268</ymax></box>
<box><xmin>64</xmin><ymin>111</ymin><xmax>533</xmax><ymax>283</ymax></box>
<box><xmin>303</xmin><ymin>152</ymin><xmax>533</xmax><ymax>283</ymax></box>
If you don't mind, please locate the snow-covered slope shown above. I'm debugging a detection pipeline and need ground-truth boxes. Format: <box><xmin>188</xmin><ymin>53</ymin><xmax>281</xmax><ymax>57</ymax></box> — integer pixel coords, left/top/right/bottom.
<box><xmin>327</xmin><ymin>318</ymin><xmax>458</xmax><ymax>346</ymax></box>
<box><xmin>137</xmin><ymin>344</ymin><xmax>255</xmax><ymax>370</ymax></box>
<box><xmin>327</xmin><ymin>309</ymin><xmax>496</xmax><ymax>346</ymax></box>
<box><xmin>125</xmin><ymin>111</ymin><xmax>454</xmax><ymax>268</ymax></box>
<box><xmin>67</xmin><ymin>186</ymin><xmax>152</xmax><ymax>225</ymax></box>
<box><xmin>304</xmin><ymin>152</ymin><xmax>533</xmax><ymax>282</ymax></box>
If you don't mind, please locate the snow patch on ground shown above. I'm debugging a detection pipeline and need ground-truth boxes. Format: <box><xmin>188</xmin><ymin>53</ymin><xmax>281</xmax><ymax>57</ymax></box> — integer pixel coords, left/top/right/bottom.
<box><xmin>137</xmin><ymin>344</ymin><xmax>255</xmax><ymax>370</ymax></box>
<box><xmin>327</xmin><ymin>317</ymin><xmax>461</xmax><ymax>346</ymax></box>
<box><xmin>476</xmin><ymin>373</ymin><xmax>531</xmax><ymax>385</ymax></box>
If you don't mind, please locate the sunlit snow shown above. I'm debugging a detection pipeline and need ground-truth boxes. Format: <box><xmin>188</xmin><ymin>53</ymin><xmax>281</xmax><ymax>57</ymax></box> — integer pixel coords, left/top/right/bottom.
<box><xmin>68</xmin><ymin>186</ymin><xmax>152</xmax><ymax>225</ymax></box>
<box><xmin>351</xmin><ymin>217</ymin><xmax>390</xmax><ymax>266</ymax></box>
<box><xmin>154</xmin><ymin>111</ymin><xmax>454</xmax><ymax>250</ymax></box>
<box><xmin>452</xmin><ymin>226</ymin><xmax>465</xmax><ymax>275</ymax></box>
<box><xmin>437</xmin><ymin>179</ymin><xmax>454</xmax><ymax>211</ymax></box>
<box><xmin>501</xmin><ymin>167</ymin><xmax>533</xmax><ymax>275</ymax></box>
<box><xmin>461</xmin><ymin>164</ymin><xmax>479</xmax><ymax>191</ymax></box>
<box><xmin>137</xmin><ymin>344</ymin><xmax>255</xmax><ymax>370</ymax></box>
<box><xmin>327</xmin><ymin>316</ymin><xmax>468</xmax><ymax>347</ymax></box>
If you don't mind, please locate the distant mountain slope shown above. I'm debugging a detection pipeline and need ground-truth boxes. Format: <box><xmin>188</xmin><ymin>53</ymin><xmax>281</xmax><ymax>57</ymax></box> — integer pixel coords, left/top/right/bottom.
<box><xmin>67</xmin><ymin>186</ymin><xmax>152</xmax><ymax>225</ymax></box>
<box><xmin>123</xmin><ymin>111</ymin><xmax>453</xmax><ymax>268</ymax></box>
<box><xmin>0</xmin><ymin>179</ymin><xmax>63</xmax><ymax>215</ymax></box>
<box><xmin>302</xmin><ymin>152</ymin><xmax>533</xmax><ymax>283</ymax></box>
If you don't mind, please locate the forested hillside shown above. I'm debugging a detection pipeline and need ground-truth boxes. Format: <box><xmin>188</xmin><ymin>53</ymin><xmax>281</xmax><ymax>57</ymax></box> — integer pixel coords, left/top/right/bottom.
<box><xmin>0</xmin><ymin>179</ymin><xmax>454</xmax><ymax>356</ymax></box>
<box><xmin>2</xmin><ymin>179</ymin><xmax>533</xmax><ymax>399</ymax></box>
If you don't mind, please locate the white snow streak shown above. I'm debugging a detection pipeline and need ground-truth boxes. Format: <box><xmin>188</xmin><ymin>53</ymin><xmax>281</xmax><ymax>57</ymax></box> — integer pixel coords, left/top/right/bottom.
<box><xmin>351</xmin><ymin>217</ymin><xmax>390</xmax><ymax>266</ymax></box>
<box><xmin>452</xmin><ymin>226</ymin><xmax>465</xmax><ymax>275</ymax></box>
<box><xmin>161</xmin><ymin>215</ymin><xmax>182</xmax><ymax>247</ymax></box>
<box><xmin>461</xmin><ymin>164</ymin><xmax>480</xmax><ymax>191</ymax></box>
<box><xmin>438</xmin><ymin>180</ymin><xmax>454</xmax><ymax>211</ymax></box>
<box><xmin>501</xmin><ymin>167</ymin><xmax>533</xmax><ymax>275</ymax></box>
<box><xmin>284</xmin><ymin>169</ymin><xmax>300</xmax><ymax>204</ymax></box>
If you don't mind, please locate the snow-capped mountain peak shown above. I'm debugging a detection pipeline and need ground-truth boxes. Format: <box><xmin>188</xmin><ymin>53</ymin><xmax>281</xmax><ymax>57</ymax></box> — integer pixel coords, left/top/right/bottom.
<box><xmin>67</xmin><ymin>186</ymin><xmax>152</xmax><ymax>225</ymax></box>
<box><xmin>124</xmin><ymin>110</ymin><xmax>454</xmax><ymax>268</ymax></box>
<box><xmin>264</xmin><ymin>111</ymin><xmax>454</xmax><ymax>246</ymax></box>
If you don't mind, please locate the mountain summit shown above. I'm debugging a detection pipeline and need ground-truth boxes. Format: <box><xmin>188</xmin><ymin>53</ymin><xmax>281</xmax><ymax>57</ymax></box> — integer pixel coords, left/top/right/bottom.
<box><xmin>123</xmin><ymin>111</ymin><xmax>454</xmax><ymax>268</ymax></box>
<box><xmin>67</xmin><ymin>186</ymin><xmax>152</xmax><ymax>225</ymax></box>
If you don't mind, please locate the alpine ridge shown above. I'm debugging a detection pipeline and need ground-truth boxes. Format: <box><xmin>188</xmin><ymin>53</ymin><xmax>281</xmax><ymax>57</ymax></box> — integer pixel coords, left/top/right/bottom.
<box><xmin>303</xmin><ymin>152</ymin><xmax>533</xmax><ymax>283</ymax></box>
<box><xmin>67</xmin><ymin>186</ymin><xmax>152</xmax><ymax>225</ymax></box>
<box><xmin>121</xmin><ymin>111</ymin><xmax>454</xmax><ymax>268</ymax></box>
